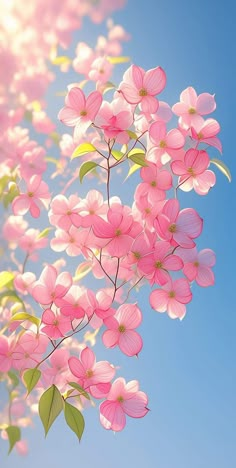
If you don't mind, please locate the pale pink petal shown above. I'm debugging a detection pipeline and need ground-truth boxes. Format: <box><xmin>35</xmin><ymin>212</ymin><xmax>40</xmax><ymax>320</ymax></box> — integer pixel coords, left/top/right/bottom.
<box><xmin>93</xmin><ymin>361</ymin><xmax>115</xmax><ymax>382</ymax></box>
<box><xmin>167</xmin><ymin>299</ymin><xmax>186</xmax><ymax>319</ymax></box>
<box><xmin>12</xmin><ymin>196</ymin><xmax>31</xmax><ymax>216</ymax></box>
<box><xmin>58</xmin><ymin>106</ymin><xmax>80</xmax><ymax>126</ymax></box>
<box><xmin>180</xmin><ymin>87</ymin><xmax>197</xmax><ymax>107</ymax></box>
<box><xmin>163</xmin><ymin>198</ymin><xmax>180</xmax><ymax>222</ymax></box>
<box><xmin>140</xmin><ymin>95</ymin><xmax>158</xmax><ymax>114</ymax></box>
<box><xmin>103</xmin><ymin>329</ymin><xmax>119</xmax><ymax>348</ymax></box>
<box><xmin>100</xmin><ymin>401</ymin><xmax>126</xmax><ymax>431</ymax></box>
<box><xmin>201</xmin><ymin>137</ymin><xmax>222</xmax><ymax>153</ymax></box>
<box><xmin>196</xmin><ymin>266</ymin><xmax>215</xmax><ymax>287</ymax></box>
<box><xmin>150</xmin><ymin>289</ymin><xmax>168</xmax><ymax>312</ymax></box>
<box><xmin>119</xmin><ymin>330</ymin><xmax>143</xmax><ymax>356</ymax></box>
<box><xmin>119</xmin><ymin>83</ymin><xmax>140</xmax><ymax>104</ymax></box>
<box><xmin>29</xmin><ymin>201</ymin><xmax>40</xmax><ymax>218</ymax></box>
<box><xmin>68</xmin><ymin>356</ymin><xmax>85</xmax><ymax>378</ymax></box>
<box><xmin>65</xmin><ymin>87</ymin><xmax>85</xmax><ymax>110</ymax></box>
<box><xmin>166</xmin><ymin>129</ymin><xmax>185</xmax><ymax>149</ymax></box>
<box><xmin>183</xmin><ymin>262</ymin><xmax>198</xmax><ymax>281</ymax></box>
<box><xmin>194</xmin><ymin>171</ymin><xmax>216</xmax><ymax>195</ymax></box>
<box><xmin>185</xmin><ymin>149</ymin><xmax>209</xmax><ymax>173</ymax></box>
<box><xmin>122</xmin><ymin>392</ymin><xmax>148</xmax><ymax>417</ymax></box>
<box><xmin>174</xmin><ymin>231</ymin><xmax>195</xmax><ymax>248</ymax></box>
<box><xmin>172</xmin><ymin>102</ymin><xmax>189</xmax><ymax>116</ymax></box>
<box><xmin>149</xmin><ymin>121</ymin><xmax>166</xmax><ymax>144</ymax></box>
<box><xmin>171</xmin><ymin>160</ymin><xmax>186</xmax><ymax>175</ymax></box>
<box><xmin>164</xmin><ymin>255</ymin><xmax>183</xmax><ymax>271</ymax></box>
<box><xmin>116</xmin><ymin>304</ymin><xmax>142</xmax><ymax>329</ymax></box>
<box><xmin>198</xmin><ymin>249</ymin><xmax>216</xmax><ymax>267</ymax></box>
<box><xmin>144</xmin><ymin>67</ymin><xmax>166</xmax><ymax>95</ymax></box>
<box><xmin>177</xmin><ymin>208</ymin><xmax>203</xmax><ymax>238</ymax></box>
<box><xmin>174</xmin><ymin>278</ymin><xmax>192</xmax><ymax>303</ymax></box>
<box><xmin>196</xmin><ymin>93</ymin><xmax>216</xmax><ymax>115</ymax></box>
<box><xmin>202</xmin><ymin>119</ymin><xmax>220</xmax><ymax>137</ymax></box>
<box><xmin>81</xmin><ymin>347</ymin><xmax>96</xmax><ymax>370</ymax></box>
<box><xmin>132</xmin><ymin>65</ymin><xmax>145</xmax><ymax>89</ymax></box>
<box><xmin>86</xmin><ymin>91</ymin><xmax>102</xmax><ymax>119</ymax></box>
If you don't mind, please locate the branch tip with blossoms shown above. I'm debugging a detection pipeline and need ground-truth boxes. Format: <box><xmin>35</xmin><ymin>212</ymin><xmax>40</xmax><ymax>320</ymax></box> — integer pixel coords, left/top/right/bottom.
<box><xmin>0</xmin><ymin>0</ymin><xmax>230</xmax><ymax>456</ymax></box>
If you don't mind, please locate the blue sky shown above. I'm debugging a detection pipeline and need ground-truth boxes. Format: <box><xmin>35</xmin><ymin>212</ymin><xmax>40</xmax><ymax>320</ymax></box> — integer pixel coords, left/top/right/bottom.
<box><xmin>2</xmin><ymin>0</ymin><xmax>236</xmax><ymax>467</ymax></box>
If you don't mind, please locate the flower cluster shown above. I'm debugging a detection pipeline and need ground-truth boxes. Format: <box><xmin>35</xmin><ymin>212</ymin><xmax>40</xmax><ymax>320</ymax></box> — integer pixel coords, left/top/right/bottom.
<box><xmin>0</xmin><ymin>0</ymin><xmax>229</xmax><ymax>457</ymax></box>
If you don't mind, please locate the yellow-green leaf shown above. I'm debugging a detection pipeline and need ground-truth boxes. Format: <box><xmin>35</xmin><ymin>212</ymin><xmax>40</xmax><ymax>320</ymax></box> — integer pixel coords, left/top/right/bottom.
<box><xmin>37</xmin><ymin>227</ymin><xmax>52</xmax><ymax>239</ymax></box>
<box><xmin>128</xmin><ymin>153</ymin><xmax>148</xmax><ymax>167</ymax></box>
<box><xmin>71</xmin><ymin>143</ymin><xmax>97</xmax><ymax>160</ymax></box>
<box><xmin>11</xmin><ymin>312</ymin><xmax>40</xmax><ymax>327</ymax></box>
<box><xmin>98</xmin><ymin>81</ymin><xmax>116</xmax><ymax>94</ymax></box>
<box><xmin>128</xmin><ymin>148</ymin><xmax>145</xmax><ymax>157</ymax></box>
<box><xmin>51</xmin><ymin>56</ymin><xmax>72</xmax><ymax>66</ymax></box>
<box><xmin>125</xmin><ymin>163</ymin><xmax>142</xmax><ymax>181</ymax></box>
<box><xmin>39</xmin><ymin>385</ymin><xmax>63</xmax><ymax>436</ymax></box>
<box><xmin>0</xmin><ymin>272</ymin><xmax>15</xmax><ymax>290</ymax></box>
<box><xmin>68</xmin><ymin>382</ymin><xmax>90</xmax><ymax>400</ymax></box>
<box><xmin>73</xmin><ymin>262</ymin><xmax>92</xmax><ymax>281</ymax></box>
<box><xmin>6</xmin><ymin>426</ymin><xmax>21</xmax><ymax>454</ymax></box>
<box><xmin>127</xmin><ymin>130</ymin><xmax>138</xmax><ymax>140</ymax></box>
<box><xmin>210</xmin><ymin>158</ymin><xmax>232</xmax><ymax>182</ymax></box>
<box><xmin>64</xmin><ymin>401</ymin><xmax>85</xmax><ymax>441</ymax></box>
<box><xmin>111</xmin><ymin>150</ymin><xmax>124</xmax><ymax>161</ymax></box>
<box><xmin>107</xmin><ymin>56</ymin><xmax>130</xmax><ymax>64</ymax></box>
<box><xmin>23</xmin><ymin>368</ymin><xmax>41</xmax><ymax>395</ymax></box>
<box><xmin>79</xmin><ymin>161</ymin><xmax>98</xmax><ymax>183</ymax></box>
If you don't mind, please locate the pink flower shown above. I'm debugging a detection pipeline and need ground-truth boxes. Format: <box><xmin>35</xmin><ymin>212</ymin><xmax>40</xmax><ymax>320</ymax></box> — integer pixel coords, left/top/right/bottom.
<box><xmin>150</xmin><ymin>278</ymin><xmax>192</xmax><ymax>319</ymax></box>
<box><xmin>12</xmin><ymin>332</ymin><xmax>49</xmax><ymax>371</ymax></box>
<box><xmin>95</xmin><ymin>98</ymin><xmax>133</xmax><ymax>144</ymax></box>
<box><xmin>100</xmin><ymin>378</ymin><xmax>149</xmax><ymax>431</ymax></box>
<box><xmin>0</xmin><ymin>336</ymin><xmax>14</xmax><ymax>372</ymax></box>
<box><xmin>58</xmin><ymin>87</ymin><xmax>102</xmax><ymax>140</ymax></box>
<box><xmin>172</xmin><ymin>87</ymin><xmax>216</xmax><ymax>130</ymax></box>
<box><xmin>171</xmin><ymin>148</ymin><xmax>216</xmax><ymax>195</ymax></box>
<box><xmin>191</xmin><ymin>118</ymin><xmax>222</xmax><ymax>153</ymax></box>
<box><xmin>14</xmin><ymin>272</ymin><xmax>36</xmax><ymax>295</ymax></box>
<box><xmin>155</xmin><ymin>199</ymin><xmax>203</xmax><ymax>248</ymax></box>
<box><xmin>68</xmin><ymin>347</ymin><xmax>115</xmax><ymax>392</ymax></box>
<box><xmin>138</xmin><ymin>240</ymin><xmax>183</xmax><ymax>286</ymax></box>
<box><xmin>178</xmin><ymin>247</ymin><xmax>216</xmax><ymax>287</ymax></box>
<box><xmin>148</xmin><ymin>121</ymin><xmax>185</xmax><ymax>164</ymax></box>
<box><xmin>49</xmin><ymin>194</ymin><xmax>81</xmax><ymax>230</ymax></box>
<box><xmin>140</xmin><ymin>162</ymin><xmax>172</xmax><ymax>202</ymax></box>
<box><xmin>12</xmin><ymin>175</ymin><xmax>50</xmax><ymax>218</ymax></box>
<box><xmin>41</xmin><ymin>308</ymin><xmax>72</xmax><ymax>339</ymax></box>
<box><xmin>92</xmin><ymin>203</ymin><xmax>140</xmax><ymax>257</ymax></box>
<box><xmin>119</xmin><ymin>65</ymin><xmax>166</xmax><ymax>113</ymax></box>
<box><xmin>31</xmin><ymin>264</ymin><xmax>72</xmax><ymax>306</ymax></box>
<box><xmin>103</xmin><ymin>303</ymin><xmax>143</xmax><ymax>356</ymax></box>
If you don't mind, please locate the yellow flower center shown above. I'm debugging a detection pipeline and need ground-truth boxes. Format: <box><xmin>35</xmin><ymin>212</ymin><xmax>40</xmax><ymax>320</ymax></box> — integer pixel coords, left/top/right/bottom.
<box><xmin>115</xmin><ymin>229</ymin><xmax>122</xmax><ymax>237</ymax></box>
<box><xmin>155</xmin><ymin>261</ymin><xmax>163</xmax><ymax>269</ymax></box>
<box><xmin>80</xmin><ymin>110</ymin><xmax>87</xmax><ymax>116</ymax></box>
<box><xmin>197</xmin><ymin>132</ymin><xmax>204</xmax><ymax>139</ymax></box>
<box><xmin>86</xmin><ymin>369</ymin><xmax>94</xmax><ymax>378</ymax></box>
<box><xmin>117</xmin><ymin>395</ymin><xmax>124</xmax><ymax>403</ymax></box>
<box><xmin>159</xmin><ymin>140</ymin><xmax>167</xmax><ymax>148</ymax></box>
<box><xmin>150</xmin><ymin>180</ymin><xmax>157</xmax><ymax>187</ymax></box>
<box><xmin>118</xmin><ymin>324</ymin><xmax>126</xmax><ymax>333</ymax></box>
<box><xmin>169</xmin><ymin>291</ymin><xmax>175</xmax><ymax>298</ymax></box>
<box><xmin>187</xmin><ymin>167</ymin><xmax>195</xmax><ymax>177</ymax></box>
<box><xmin>28</xmin><ymin>192</ymin><xmax>34</xmax><ymax>197</ymax></box>
<box><xmin>188</xmin><ymin>107</ymin><xmax>196</xmax><ymax>114</ymax></box>
<box><xmin>194</xmin><ymin>261</ymin><xmax>199</xmax><ymax>267</ymax></box>
<box><xmin>139</xmin><ymin>88</ymin><xmax>148</xmax><ymax>96</ymax></box>
<box><xmin>133</xmin><ymin>251</ymin><xmax>141</xmax><ymax>259</ymax></box>
<box><xmin>168</xmin><ymin>223</ymin><xmax>177</xmax><ymax>233</ymax></box>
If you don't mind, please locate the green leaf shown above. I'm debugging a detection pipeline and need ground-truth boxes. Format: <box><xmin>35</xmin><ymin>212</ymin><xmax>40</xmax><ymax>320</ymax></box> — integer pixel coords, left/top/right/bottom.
<box><xmin>68</xmin><ymin>382</ymin><xmax>90</xmax><ymax>400</ymax></box>
<box><xmin>125</xmin><ymin>163</ymin><xmax>142</xmax><ymax>181</ymax></box>
<box><xmin>6</xmin><ymin>426</ymin><xmax>21</xmax><ymax>454</ymax></box>
<box><xmin>23</xmin><ymin>368</ymin><xmax>41</xmax><ymax>395</ymax></box>
<box><xmin>107</xmin><ymin>56</ymin><xmax>130</xmax><ymax>64</ymax></box>
<box><xmin>64</xmin><ymin>401</ymin><xmax>85</xmax><ymax>441</ymax></box>
<box><xmin>128</xmin><ymin>153</ymin><xmax>148</xmax><ymax>167</ymax></box>
<box><xmin>128</xmin><ymin>148</ymin><xmax>145</xmax><ymax>156</ymax></box>
<box><xmin>39</xmin><ymin>385</ymin><xmax>64</xmax><ymax>436</ymax></box>
<box><xmin>7</xmin><ymin>371</ymin><xmax>19</xmax><ymax>390</ymax></box>
<box><xmin>127</xmin><ymin>130</ymin><xmax>138</xmax><ymax>140</ymax></box>
<box><xmin>210</xmin><ymin>158</ymin><xmax>232</xmax><ymax>182</ymax></box>
<box><xmin>0</xmin><ymin>291</ymin><xmax>25</xmax><ymax>309</ymax></box>
<box><xmin>51</xmin><ymin>56</ymin><xmax>72</xmax><ymax>66</ymax></box>
<box><xmin>79</xmin><ymin>161</ymin><xmax>98</xmax><ymax>183</ymax></box>
<box><xmin>10</xmin><ymin>312</ymin><xmax>40</xmax><ymax>328</ymax></box>
<box><xmin>0</xmin><ymin>272</ymin><xmax>15</xmax><ymax>290</ymax></box>
<box><xmin>111</xmin><ymin>150</ymin><xmax>124</xmax><ymax>161</ymax></box>
<box><xmin>71</xmin><ymin>143</ymin><xmax>97</xmax><ymax>160</ymax></box>
<box><xmin>37</xmin><ymin>227</ymin><xmax>52</xmax><ymax>239</ymax></box>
